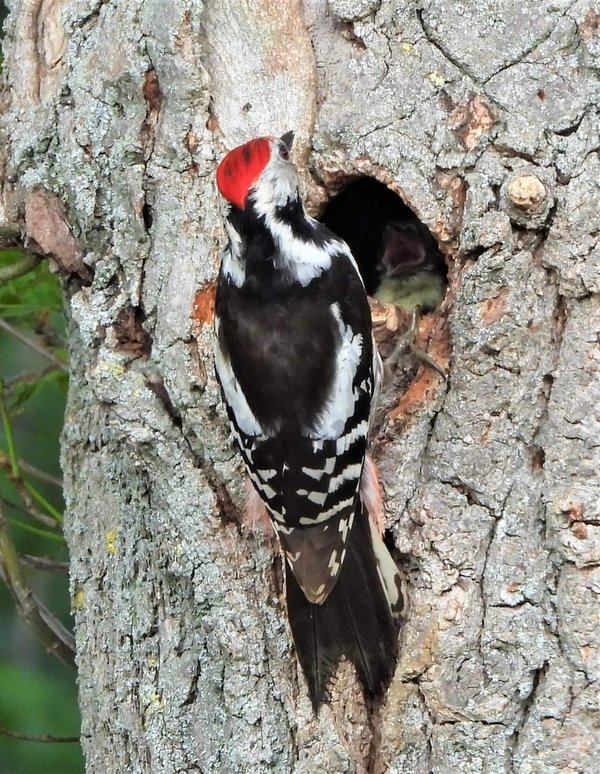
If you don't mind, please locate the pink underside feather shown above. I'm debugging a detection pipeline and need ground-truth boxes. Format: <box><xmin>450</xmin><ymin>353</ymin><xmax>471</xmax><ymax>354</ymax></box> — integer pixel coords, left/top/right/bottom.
<box><xmin>242</xmin><ymin>478</ymin><xmax>275</xmax><ymax>533</ymax></box>
<box><xmin>361</xmin><ymin>453</ymin><xmax>385</xmax><ymax>535</ymax></box>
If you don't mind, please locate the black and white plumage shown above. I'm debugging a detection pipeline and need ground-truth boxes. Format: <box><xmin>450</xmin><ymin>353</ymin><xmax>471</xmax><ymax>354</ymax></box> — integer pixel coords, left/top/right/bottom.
<box><xmin>214</xmin><ymin>133</ymin><xmax>402</xmax><ymax>708</ymax></box>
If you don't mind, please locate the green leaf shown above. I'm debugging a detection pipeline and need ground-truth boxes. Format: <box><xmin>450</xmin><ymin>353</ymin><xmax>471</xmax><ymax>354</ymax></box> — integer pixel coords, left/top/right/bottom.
<box><xmin>0</xmin><ymin>260</ymin><xmax>64</xmax><ymax>333</ymax></box>
<box><xmin>6</xmin><ymin>369</ymin><xmax>69</xmax><ymax>415</ymax></box>
<box><xmin>0</xmin><ymin>249</ymin><xmax>27</xmax><ymax>262</ymax></box>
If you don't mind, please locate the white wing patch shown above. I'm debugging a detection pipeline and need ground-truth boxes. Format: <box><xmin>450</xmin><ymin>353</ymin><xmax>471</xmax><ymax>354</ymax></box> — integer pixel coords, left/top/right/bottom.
<box><xmin>214</xmin><ymin>317</ymin><xmax>263</xmax><ymax>437</ymax></box>
<box><xmin>336</xmin><ymin>420</ymin><xmax>368</xmax><ymax>455</ymax></box>
<box><xmin>302</xmin><ymin>458</ymin><xmax>336</xmax><ymax>479</ymax></box>
<box><xmin>368</xmin><ymin>516</ymin><xmax>403</xmax><ymax>615</ymax></box>
<box><xmin>298</xmin><ymin>495</ymin><xmax>355</xmax><ymax>525</ymax></box>
<box><xmin>327</xmin><ymin>463</ymin><xmax>363</xmax><ymax>493</ymax></box>
<box><xmin>339</xmin><ymin>510</ymin><xmax>355</xmax><ymax>543</ymax></box>
<box><xmin>221</xmin><ymin>240</ymin><xmax>245</xmax><ymax>288</ymax></box>
<box><xmin>296</xmin><ymin>489</ymin><xmax>328</xmax><ymax>506</ymax></box>
<box><xmin>311</xmin><ymin>303</ymin><xmax>364</xmax><ymax>439</ymax></box>
<box><xmin>273</xmin><ymin>522</ymin><xmax>295</xmax><ymax>536</ymax></box>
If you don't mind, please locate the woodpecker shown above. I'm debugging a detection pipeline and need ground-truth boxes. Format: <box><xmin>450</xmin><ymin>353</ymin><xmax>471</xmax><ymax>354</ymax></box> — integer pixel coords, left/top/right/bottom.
<box><xmin>214</xmin><ymin>132</ymin><xmax>402</xmax><ymax>708</ymax></box>
<box><xmin>374</xmin><ymin>219</ymin><xmax>445</xmax><ymax>312</ymax></box>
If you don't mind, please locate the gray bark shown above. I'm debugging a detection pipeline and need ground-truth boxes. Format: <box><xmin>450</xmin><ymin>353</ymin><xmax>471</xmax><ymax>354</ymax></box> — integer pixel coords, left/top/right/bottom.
<box><xmin>2</xmin><ymin>0</ymin><xmax>599</xmax><ymax>772</ymax></box>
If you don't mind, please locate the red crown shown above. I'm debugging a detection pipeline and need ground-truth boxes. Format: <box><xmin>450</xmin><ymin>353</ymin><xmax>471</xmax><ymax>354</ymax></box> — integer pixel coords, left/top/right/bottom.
<box><xmin>216</xmin><ymin>137</ymin><xmax>272</xmax><ymax>209</ymax></box>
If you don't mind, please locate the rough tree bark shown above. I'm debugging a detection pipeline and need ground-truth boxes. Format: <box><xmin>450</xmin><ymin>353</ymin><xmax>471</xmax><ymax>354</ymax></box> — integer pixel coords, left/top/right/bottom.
<box><xmin>1</xmin><ymin>1</ymin><xmax>599</xmax><ymax>772</ymax></box>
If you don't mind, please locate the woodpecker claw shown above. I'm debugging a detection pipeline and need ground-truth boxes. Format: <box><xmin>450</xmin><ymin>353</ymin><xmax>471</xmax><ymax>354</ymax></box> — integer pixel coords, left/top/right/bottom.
<box><xmin>386</xmin><ymin>306</ymin><xmax>446</xmax><ymax>379</ymax></box>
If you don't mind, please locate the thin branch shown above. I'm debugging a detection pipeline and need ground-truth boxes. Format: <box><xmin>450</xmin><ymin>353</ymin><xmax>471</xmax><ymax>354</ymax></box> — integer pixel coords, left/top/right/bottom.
<box><xmin>4</xmin><ymin>365</ymin><xmax>58</xmax><ymax>387</ymax></box>
<box><xmin>4</xmin><ymin>513</ymin><xmax>65</xmax><ymax>542</ymax></box>
<box><xmin>0</xmin><ymin>456</ymin><xmax>61</xmax><ymax>528</ymax></box>
<box><xmin>0</xmin><ymin>501</ymin><xmax>76</xmax><ymax>670</ymax></box>
<box><xmin>0</xmin><ymin>387</ymin><xmax>63</xmax><ymax>525</ymax></box>
<box><xmin>20</xmin><ymin>553</ymin><xmax>69</xmax><ymax>574</ymax></box>
<box><xmin>0</xmin><ymin>726</ymin><xmax>79</xmax><ymax>743</ymax></box>
<box><xmin>0</xmin><ymin>318</ymin><xmax>68</xmax><ymax>373</ymax></box>
<box><xmin>22</xmin><ymin>479</ymin><xmax>63</xmax><ymax>523</ymax></box>
<box><xmin>0</xmin><ymin>388</ymin><xmax>19</xmax><ymax>477</ymax></box>
<box><xmin>18</xmin><ymin>459</ymin><xmax>63</xmax><ymax>488</ymax></box>
<box><xmin>34</xmin><ymin>590</ymin><xmax>76</xmax><ymax>652</ymax></box>
<box><xmin>0</xmin><ymin>252</ymin><xmax>42</xmax><ymax>282</ymax></box>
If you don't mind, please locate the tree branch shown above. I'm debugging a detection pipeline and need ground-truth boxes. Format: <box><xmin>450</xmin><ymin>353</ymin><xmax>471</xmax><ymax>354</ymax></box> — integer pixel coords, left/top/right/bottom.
<box><xmin>20</xmin><ymin>553</ymin><xmax>69</xmax><ymax>574</ymax></box>
<box><xmin>0</xmin><ymin>725</ymin><xmax>79</xmax><ymax>743</ymax></box>
<box><xmin>0</xmin><ymin>501</ymin><xmax>76</xmax><ymax>670</ymax></box>
<box><xmin>0</xmin><ymin>251</ymin><xmax>42</xmax><ymax>282</ymax></box>
<box><xmin>0</xmin><ymin>318</ymin><xmax>69</xmax><ymax>373</ymax></box>
<box><xmin>18</xmin><ymin>458</ymin><xmax>63</xmax><ymax>488</ymax></box>
<box><xmin>0</xmin><ymin>455</ymin><xmax>63</xmax><ymax>529</ymax></box>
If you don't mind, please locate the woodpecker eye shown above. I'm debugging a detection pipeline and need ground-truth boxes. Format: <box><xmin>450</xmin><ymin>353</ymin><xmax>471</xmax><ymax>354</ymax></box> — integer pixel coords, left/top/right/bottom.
<box><xmin>278</xmin><ymin>142</ymin><xmax>289</xmax><ymax>161</ymax></box>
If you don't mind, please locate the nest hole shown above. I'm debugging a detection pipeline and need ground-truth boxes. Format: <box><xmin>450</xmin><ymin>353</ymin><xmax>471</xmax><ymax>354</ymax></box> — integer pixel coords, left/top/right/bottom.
<box><xmin>319</xmin><ymin>177</ymin><xmax>447</xmax><ymax>304</ymax></box>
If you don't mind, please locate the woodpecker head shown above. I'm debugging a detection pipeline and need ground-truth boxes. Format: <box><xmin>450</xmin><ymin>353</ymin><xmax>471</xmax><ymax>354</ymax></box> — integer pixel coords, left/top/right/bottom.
<box><xmin>216</xmin><ymin>132</ymin><xmax>297</xmax><ymax>213</ymax></box>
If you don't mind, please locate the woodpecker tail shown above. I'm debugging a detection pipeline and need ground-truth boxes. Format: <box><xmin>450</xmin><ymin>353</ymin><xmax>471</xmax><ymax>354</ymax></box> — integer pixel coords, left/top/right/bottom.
<box><xmin>285</xmin><ymin>502</ymin><xmax>403</xmax><ymax>709</ymax></box>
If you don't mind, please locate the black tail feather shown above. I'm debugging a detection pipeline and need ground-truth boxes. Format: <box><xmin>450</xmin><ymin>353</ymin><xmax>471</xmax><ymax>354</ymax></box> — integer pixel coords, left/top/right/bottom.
<box><xmin>286</xmin><ymin>507</ymin><xmax>399</xmax><ymax>709</ymax></box>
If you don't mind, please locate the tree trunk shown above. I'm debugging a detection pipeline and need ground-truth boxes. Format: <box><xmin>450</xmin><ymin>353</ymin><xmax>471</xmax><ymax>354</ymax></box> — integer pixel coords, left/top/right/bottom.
<box><xmin>2</xmin><ymin>1</ymin><xmax>599</xmax><ymax>771</ymax></box>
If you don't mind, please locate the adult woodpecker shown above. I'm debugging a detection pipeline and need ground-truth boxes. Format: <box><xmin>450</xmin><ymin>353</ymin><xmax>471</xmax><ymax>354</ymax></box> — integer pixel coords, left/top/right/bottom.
<box><xmin>214</xmin><ymin>132</ymin><xmax>402</xmax><ymax>708</ymax></box>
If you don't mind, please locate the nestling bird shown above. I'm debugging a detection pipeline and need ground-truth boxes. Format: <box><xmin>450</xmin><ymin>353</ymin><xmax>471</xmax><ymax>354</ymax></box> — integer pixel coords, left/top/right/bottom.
<box><xmin>374</xmin><ymin>219</ymin><xmax>445</xmax><ymax>313</ymax></box>
<box><xmin>374</xmin><ymin>219</ymin><xmax>447</xmax><ymax>374</ymax></box>
<box><xmin>214</xmin><ymin>132</ymin><xmax>402</xmax><ymax>709</ymax></box>
<box><xmin>320</xmin><ymin>178</ymin><xmax>446</xmax><ymax>373</ymax></box>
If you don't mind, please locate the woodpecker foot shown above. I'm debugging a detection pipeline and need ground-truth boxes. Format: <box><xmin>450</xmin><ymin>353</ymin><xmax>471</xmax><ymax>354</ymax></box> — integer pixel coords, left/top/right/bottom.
<box><xmin>385</xmin><ymin>307</ymin><xmax>446</xmax><ymax>379</ymax></box>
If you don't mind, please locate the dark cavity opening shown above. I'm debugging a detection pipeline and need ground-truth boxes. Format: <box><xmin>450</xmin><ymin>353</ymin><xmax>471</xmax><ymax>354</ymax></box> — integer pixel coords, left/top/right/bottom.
<box><xmin>319</xmin><ymin>178</ymin><xmax>447</xmax><ymax>306</ymax></box>
<box><xmin>142</xmin><ymin>200</ymin><xmax>154</xmax><ymax>231</ymax></box>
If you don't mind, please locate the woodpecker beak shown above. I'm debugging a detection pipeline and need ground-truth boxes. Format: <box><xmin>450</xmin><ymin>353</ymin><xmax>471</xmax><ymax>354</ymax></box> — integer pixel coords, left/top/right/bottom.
<box><xmin>280</xmin><ymin>130</ymin><xmax>295</xmax><ymax>151</ymax></box>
